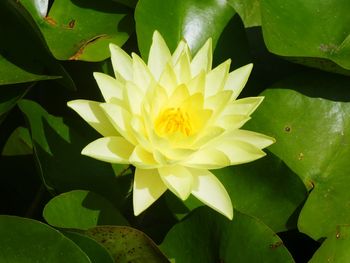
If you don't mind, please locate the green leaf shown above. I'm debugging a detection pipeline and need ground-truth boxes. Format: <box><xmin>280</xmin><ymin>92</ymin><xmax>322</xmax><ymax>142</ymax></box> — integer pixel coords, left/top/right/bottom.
<box><xmin>20</xmin><ymin>0</ymin><xmax>133</xmax><ymax>61</ymax></box>
<box><xmin>0</xmin><ymin>215</ymin><xmax>90</xmax><ymax>262</ymax></box>
<box><xmin>86</xmin><ymin>226</ymin><xmax>170</xmax><ymax>262</ymax></box>
<box><xmin>64</xmin><ymin>231</ymin><xmax>114</xmax><ymax>263</ymax></box>
<box><xmin>135</xmin><ymin>0</ymin><xmax>235</xmax><ymax>59</ymax></box>
<box><xmin>0</xmin><ymin>85</ymin><xmax>29</xmax><ymax>125</ymax></box>
<box><xmin>43</xmin><ymin>190</ymin><xmax>128</xmax><ymax>229</ymax></box>
<box><xmin>2</xmin><ymin>126</ymin><xmax>33</xmax><ymax>156</ymax></box>
<box><xmin>161</xmin><ymin>207</ymin><xmax>294</xmax><ymax>263</ymax></box>
<box><xmin>228</xmin><ymin>0</ymin><xmax>261</xmax><ymax>27</ymax></box>
<box><xmin>260</xmin><ymin>0</ymin><xmax>350</xmax><ymax>70</ymax></box>
<box><xmin>309</xmin><ymin>225</ymin><xmax>350</xmax><ymax>263</ymax></box>
<box><xmin>246</xmin><ymin>74</ymin><xmax>350</xmax><ymax>240</ymax></box>
<box><xmin>215</xmin><ymin>152</ymin><xmax>307</xmax><ymax>232</ymax></box>
<box><xmin>18</xmin><ymin>99</ymin><xmax>132</xmax><ymax>207</ymax></box>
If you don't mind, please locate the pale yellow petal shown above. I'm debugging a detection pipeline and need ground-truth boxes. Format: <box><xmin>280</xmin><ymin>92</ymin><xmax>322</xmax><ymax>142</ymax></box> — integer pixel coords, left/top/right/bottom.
<box><xmin>184</xmin><ymin>148</ymin><xmax>230</xmax><ymax>169</ymax></box>
<box><xmin>129</xmin><ymin>145</ymin><xmax>159</xmax><ymax>169</ymax></box>
<box><xmin>172</xmin><ymin>40</ymin><xmax>191</xmax><ymax>66</ymax></box>
<box><xmin>174</xmin><ymin>51</ymin><xmax>191</xmax><ymax>84</ymax></box>
<box><xmin>204</xmin><ymin>90</ymin><xmax>232</xmax><ymax>118</ymax></box>
<box><xmin>100</xmin><ymin>103</ymin><xmax>137</xmax><ymax>145</ymax></box>
<box><xmin>109</xmin><ymin>43</ymin><xmax>132</xmax><ymax>81</ymax></box>
<box><xmin>205</xmin><ymin>59</ymin><xmax>231</xmax><ymax>97</ymax></box>
<box><xmin>190</xmin><ymin>168</ymin><xmax>233</xmax><ymax>220</ymax></box>
<box><xmin>230</xmin><ymin>130</ymin><xmax>275</xmax><ymax>149</ymax></box>
<box><xmin>159</xmin><ymin>63</ymin><xmax>178</xmax><ymax>96</ymax></box>
<box><xmin>222</xmin><ymin>97</ymin><xmax>264</xmax><ymax>116</ymax></box>
<box><xmin>93</xmin><ymin>72</ymin><xmax>123</xmax><ymax>103</ymax></box>
<box><xmin>224</xmin><ymin>63</ymin><xmax>253</xmax><ymax>100</ymax></box>
<box><xmin>123</xmin><ymin>81</ymin><xmax>144</xmax><ymax>115</ymax></box>
<box><xmin>132</xmin><ymin>53</ymin><xmax>154</xmax><ymax>94</ymax></box>
<box><xmin>158</xmin><ymin>165</ymin><xmax>193</xmax><ymax>200</ymax></box>
<box><xmin>148</xmin><ymin>31</ymin><xmax>172</xmax><ymax>80</ymax></box>
<box><xmin>213</xmin><ymin>139</ymin><xmax>267</xmax><ymax>165</ymax></box>
<box><xmin>133</xmin><ymin>168</ymin><xmax>167</xmax><ymax>216</ymax></box>
<box><xmin>215</xmin><ymin>115</ymin><xmax>251</xmax><ymax>130</ymax></box>
<box><xmin>67</xmin><ymin>100</ymin><xmax>117</xmax><ymax>137</ymax></box>
<box><xmin>190</xmin><ymin>38</ymin><xmax>212</xmax><ymax>77</ymax></box>
<box><xmin>187</xmin><ymin>70</ymin><xmax>205</xmax><ymax>95</ymax></box>
<box><xmin>82</xmin><ymin>136</ymin><xmax>134</xmax><ymax>163</ymax></box>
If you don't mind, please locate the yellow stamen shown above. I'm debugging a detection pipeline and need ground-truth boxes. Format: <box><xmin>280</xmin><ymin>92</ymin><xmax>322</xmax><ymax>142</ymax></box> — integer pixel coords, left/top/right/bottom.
<box><xmin>155</xmin><ymin>107</ymin><xmax>192</xmax><ymax>136</ymax></box>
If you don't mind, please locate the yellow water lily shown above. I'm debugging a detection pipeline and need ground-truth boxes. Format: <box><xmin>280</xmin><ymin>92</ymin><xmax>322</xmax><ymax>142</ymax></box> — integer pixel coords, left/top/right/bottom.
<box><xmin>67</xmin><ymin>31</ymin><xmax>275</xmax><ymax>220</ymax></box>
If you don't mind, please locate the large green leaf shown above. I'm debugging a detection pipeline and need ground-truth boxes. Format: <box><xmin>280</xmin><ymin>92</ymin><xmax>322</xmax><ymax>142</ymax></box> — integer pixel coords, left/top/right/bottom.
<box><xmin>246</xmin><ymin>74</ymin><xmax>350</xmax><ymax>240</ymax></box>
<box><xmin>228</xmin><ymin>0</ymin><xmax>261</xmax><ymax>27</ymax></box>
<box><xmin>18</xmin><ymin>99</ymin><xmax>132</xmax><ymax>207</ymax></box>
<box><xmin>260</xmin><ymin>0</ymin><xmax>350</xmax><ymax>70</ymax></box>
<box><xmin>43</xmin><ymin>190</ymin><xmax>128</xmax><ymax>229</ymax></box>
<box><xmin>161</xmin><ymin>207</ymin><xmax>294</xmax><ymax>263</ymax></box>
<box><xmin>20</xmin><ymin>0</ymin><xmax>133</xmax><ymax>61</ymax></box>
<box><xmin>309</xmin><ymin>225</ymin><xmax>350</xmax><ymax>263</ymax></box>
<box><xmin>0</xmin><ymin>215</ymin><xmax>90</xmax><ymax>262</ymax></box>
<box><xmin>135</xmin><ymin>0</ymin><xmax>235</xmax><ymax>59</ymax></box>
<box><xmin>86</xmin><ymin>226</ymin><xmax>170</xmax><ymax>262</ymax></box>
<box><xmin>43</xmin><ymin>190</ymin><xmax>128</xmax><ymax>230</ymax></box>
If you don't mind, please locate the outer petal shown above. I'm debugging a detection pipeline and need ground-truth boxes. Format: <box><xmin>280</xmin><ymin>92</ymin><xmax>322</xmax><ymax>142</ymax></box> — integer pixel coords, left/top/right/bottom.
<box><xmin>133</xmin><ymin>168</ymin><xmax>167</xmax><ymax>216</ymax></box>
<box><xmin>100</xmin><ymin>102</ymin><xmax>137</xmax><ymax>145</ymax></box>
<box><xmin>172</xmin><ymin>40</ymin><xmax>191</xmax><ymax>66</ymax></box>
<box><xmin>67</xmin><ymin>100</ymin><xmax>117</xmax><ymax>137</ymax></box>
<box><xmin>129</xmin><ymin>145</ymin><xmax>159</xmax><ymax>169</ymax></box>
<box><xmin>93</xmin><ymin>72</ymin><xmax>123</xmax><ymax>103</ymax></box>
<box><xmin>223</xmin><ymin>63</ymin><xmax>253</xmax><ymax>100</ymax></box>
<box><xmin>221</xmin><ymin>97</ymin><xmax>264</xmax><ymax>116</ymax></box>
<box><xmin>230</xmin><ymin>130</ymin><xmax>276</xmax><ymax>149</ymax></box>
<box><xmin>132</xmin><ymin>53</ymin><xmax>154</xmax><ymax>94</ymax></box>
<box><xmin>82</xmin><ymin>136</ymin><xmax>134</xmax><ymax>163</ymax></box>
<box><xmin>184</xmin><ymin>148</ymin><xmax>230</xmax><ymax>169</ymax></box>
<box><xmin>205</xmin><ymin>59</ymin><xmax>230</xmax><ymax>97</ymax></box>
<box><xmin>190</xmin><ymin>168</ymin><xmax>233</xmax><ymax>220</ymax></box>
<box><xmin>174</xmin><ymin>52</ymin><xmax>191</xmax><ymax>84</ymax></box>
<box><xmin>109</xmin><ymin>43</ymin><xmax>133</xmax><ymax>81</ymax></box>
<box><xmin>158</xmin><ymin>165</ymin><xmax>193</xmax><ymax>200</ymax></box>
<box><xmin>190</xmin><ymin>38</ymin><xmax>212</xmax><ymax>76</ymax></box>
<box><xmin>148</xmin><ymin>31</ymin><xmax>172</xmax><ymax>80</ymax></box>
<box><xmin>212</xmin><ymin>139</ymin><xmax>267</xmax><ymax>165</ymax></box>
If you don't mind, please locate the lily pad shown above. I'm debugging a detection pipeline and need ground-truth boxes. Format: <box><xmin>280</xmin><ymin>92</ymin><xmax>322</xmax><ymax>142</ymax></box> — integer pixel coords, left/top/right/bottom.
<box><xmin>135</xmin><ymin>0</ymin><xmax>235</xmax><ymax>59</ymax></box>
<box><xmin>309</xmin><ymin>225</ymin><xmax>350</xmax><ymax>262</ymax></box>
<box><xmin>20</xmin><ymin>0</ymin><xmax>133</xmax><ymax>61</ymax></box>
<box><xmin>86</xmin><ymin>226</ymin><xmax>170</xmax><ymax>262</ymax></box>
<box><xmin>0</xmin><ymin>215</ymin><xmax>90</xmax><ymax>262</ymax></box>
<box><xmin>43</xmin><ymin>190</ymin><xmax>128</xmax><ymax>230</ymax></box>
<box><xmin>161</xmin><ymin>207</ymin><xmax>294</xmax><ymax>263</ymax></box>
<box><xmin>246</xmin><ymin>77</ymin><xmax>350</xmax><ymax>240</ymax></box>
<box><xmin>260</xmin><ymin>0</ymin><xmax>350</xmax><ymax>70</ymax></box>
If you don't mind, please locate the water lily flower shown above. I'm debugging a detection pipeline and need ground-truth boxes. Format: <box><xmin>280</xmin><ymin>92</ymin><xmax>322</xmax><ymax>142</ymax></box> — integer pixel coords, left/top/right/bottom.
<box><xmin>67</xmin><ymin>31</ymin><xmax>275</xmax><ymax>220</ymax></box>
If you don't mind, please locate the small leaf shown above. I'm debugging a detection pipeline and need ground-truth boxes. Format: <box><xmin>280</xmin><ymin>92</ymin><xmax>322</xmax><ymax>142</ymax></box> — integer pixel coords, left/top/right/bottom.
<box><xmin>2</xmin><ymin>126</ymin><xmax>33</xmax><ymax>156</ymax></box>
<box><xmin>86</xmin><ymin>226</ymin><xmax>170</xmax><ymax>263</ymax></box>
<box><xmin>43</xmin><ymin>190</ymin><xmax>129</xmax><ymax>230</ymax></box>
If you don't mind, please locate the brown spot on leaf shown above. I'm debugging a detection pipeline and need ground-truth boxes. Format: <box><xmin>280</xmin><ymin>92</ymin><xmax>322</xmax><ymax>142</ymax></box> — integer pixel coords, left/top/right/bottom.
<box><xmin>284</xmin><ymin>125</ymin><xmax>291</xmax><ymax>132</ymax></box>
<box><xmin>68</xmin><ymin>19</ymin><xmax>76</xmax><ymax>29</ymax></box>
<box><xmin>298</xmin><ymin>152</ymin><xmax>304</xmax><ymax>160</ymax></box>
<box><xmin>269</xmin><ymin>241</ymin><xmax>283</xmax><ymax>249</ymax></box>
<box><xmin>69</xmin><ymin>34</ymin><xmax>108</xmax><ymax>60</ymax></box>
<box><xmin>44</xmin><ymin>16</ymin><xmax>57</xmax><ymax>26</ymax></box>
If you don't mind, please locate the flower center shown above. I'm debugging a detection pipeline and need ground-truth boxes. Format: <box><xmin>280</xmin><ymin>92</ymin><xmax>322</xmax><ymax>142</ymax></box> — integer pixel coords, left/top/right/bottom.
<box><xmin>155</xmin><ymin>107</ymin><xmax>192</xmax><ymax>136</ymax></box>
